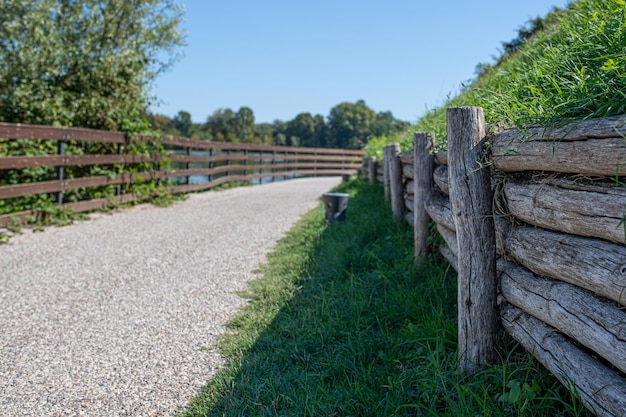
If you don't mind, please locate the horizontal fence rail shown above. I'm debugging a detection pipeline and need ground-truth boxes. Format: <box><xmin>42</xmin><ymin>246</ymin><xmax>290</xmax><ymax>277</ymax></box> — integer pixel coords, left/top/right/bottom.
<box><xmin>0</xmin><ymin>122</ymin><xmax>364</xmax><ymax>228</ymax></box>
<box><xmin>362</xmin><ymin>110</ymin><xmax>626</xmax><ymax>417</ymax></box>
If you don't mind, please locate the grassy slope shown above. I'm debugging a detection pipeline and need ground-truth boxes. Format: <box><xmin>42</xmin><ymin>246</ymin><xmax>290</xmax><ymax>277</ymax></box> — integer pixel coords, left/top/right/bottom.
<box><xmin>178</xmin><ymin>180</ymin><xmax>589</xmax><ymax>417</ymax></box>
<box><xmin>366</xmin><ymin>0</ymin><xmax>626</xmax><ymax>155</ymax></box>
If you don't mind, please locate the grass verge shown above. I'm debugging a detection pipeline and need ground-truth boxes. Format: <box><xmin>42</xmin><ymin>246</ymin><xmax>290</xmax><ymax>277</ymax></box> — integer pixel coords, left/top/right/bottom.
<box><xmin>178</xmin><ymin>179</ymin><xmax>590</xmax><ymax>417</ymax></box>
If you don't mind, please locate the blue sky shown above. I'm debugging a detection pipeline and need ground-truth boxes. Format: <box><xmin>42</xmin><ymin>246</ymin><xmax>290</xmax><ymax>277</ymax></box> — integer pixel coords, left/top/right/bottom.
<box><xmin>150</xmin><ymin>0</ymin><xmax>571</xmax><ymax>124</ymax></box>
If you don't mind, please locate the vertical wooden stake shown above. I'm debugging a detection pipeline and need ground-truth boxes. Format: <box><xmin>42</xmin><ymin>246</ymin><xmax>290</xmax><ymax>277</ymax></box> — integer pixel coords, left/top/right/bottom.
<box><xmin>56</xmin><ymin>140</ymin><xmax>65</xmax><ymax>205</ymax></box>
<box><xmin>413</xmin><ymin>132</ymin><xmax>435</xmax><ymax>260</ymax></box>
<box><xmin>447</xmin><ymin>107</ymin><xmax>497</xmax><ymax>374</ymax></box>
<box><xmin>383</xmin><ymin>147</ymin><xmax>391</xmax><ymax>201</ymax></box>
<box><xmin>368</xmin><ymin>157</ymin><xmax>377</xmax><ymax>185</ymax></box>
<box><xmin>385</xmin><ymin>144</ymin><xmax>404</xmax><ymax>222</ymax></box>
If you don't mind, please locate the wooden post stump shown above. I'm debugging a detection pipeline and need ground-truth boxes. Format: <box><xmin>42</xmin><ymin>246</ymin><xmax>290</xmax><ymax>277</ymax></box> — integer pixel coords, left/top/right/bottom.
<box><xmin>384</xmin><ymin>144</ymin><xmax>404</xmax><ymax>222</ymax></box>
<box><xmin>447</xmin><ymin>106</ymin><xmax>497</xmax><ymax>374</ymax></box>
<box><xmin>413</xmin><ymin>132</ymin><xmax>435</xmax><ymax>259</ymax></box>
<box><xmin>368</xmin><ymin>157</ymin><xmax>377</xmax><ymax>185</ymax></box>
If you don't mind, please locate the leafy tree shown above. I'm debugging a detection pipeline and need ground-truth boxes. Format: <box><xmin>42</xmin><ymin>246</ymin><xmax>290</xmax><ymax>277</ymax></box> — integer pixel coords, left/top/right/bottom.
<box><xmin>327</xmin><ymin>100</ymin><xmax>377</xmax><ymax>149</ymax></box>
<box><xmin>205</xmin><ymin>108</ymin><xmax>237</xmax><ymax>142</ymax></box>
<box><xmin>204</xmin><ymin>106</ymin><xmax>258</xmax><ymax>143</ymax></box>
<box><xmin>0</xmin><ymin>0</ymin><xmax>185</xmax><ymax>133</ymax></box>
<box><xmin>285</xmin><ymin>112</ymin><xmax>328</xmax><ymax>148</ymax></box>
<box><xmin>235</xmin><ymin>106</ymin><xmax>256</xmax><ymax>143</ymax></box>
<box><xmin>172</xmin><ymin>110</ymin><xmax>193</xmax><ymax>137</ymax></box>
<box><xmin>370</xmin><ymin>111</ymin><xmax>410</xmax><ymax>138</ymax></box>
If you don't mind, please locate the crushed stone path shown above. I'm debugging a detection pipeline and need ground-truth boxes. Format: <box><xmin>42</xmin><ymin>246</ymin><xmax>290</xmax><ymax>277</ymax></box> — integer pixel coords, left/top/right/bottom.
<box><xmin>0</xmin><ymin>176</ymin><xmax>342</xmax><ymax>417</ymax></box>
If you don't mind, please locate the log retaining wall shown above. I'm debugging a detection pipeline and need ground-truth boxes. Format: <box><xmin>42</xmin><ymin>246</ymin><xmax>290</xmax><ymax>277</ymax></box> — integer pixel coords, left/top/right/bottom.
<box><xmin>361</xmin><ymin>109</ymin><xmax>626</xmax><ymax>417</ymax></box>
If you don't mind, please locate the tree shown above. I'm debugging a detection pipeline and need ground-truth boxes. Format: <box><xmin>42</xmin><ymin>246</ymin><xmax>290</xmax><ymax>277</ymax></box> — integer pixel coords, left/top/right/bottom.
<box><xmin>235</xmin><ymin>106</ymin><xmax>256</xmax><ymax>143</ymax></box>
<box><xmin>172</xmin><ymin>110</ymin><xmax>193</xmax><ymax>137</ymax></box>
<box><xmin>370</xmin><ymin>111</ymin><xmax>410</xmax><ymax>138</ymax></box>
<box><xmin>327</xmin><ymin>100</ymin><xmax>377</xmax><ymax>149</ymax></box>
<box><xmin>0</xmin><ymin>0</ymin><xmax>185</xmax><ymax>133</ymax></box>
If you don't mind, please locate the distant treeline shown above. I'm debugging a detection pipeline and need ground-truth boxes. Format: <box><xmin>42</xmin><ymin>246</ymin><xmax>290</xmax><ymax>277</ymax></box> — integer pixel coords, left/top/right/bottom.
<box><xmin>146</xmin><ymin>100</ymin><xmax>409</xmax><ymax>149</ymax></box>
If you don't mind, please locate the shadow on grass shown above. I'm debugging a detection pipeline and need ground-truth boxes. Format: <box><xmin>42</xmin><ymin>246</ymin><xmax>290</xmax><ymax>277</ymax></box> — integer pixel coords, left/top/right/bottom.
<box><xmin>178</xmin><ymin>180</ymin><xmax>590</xmax><ymax>417</ymax></box>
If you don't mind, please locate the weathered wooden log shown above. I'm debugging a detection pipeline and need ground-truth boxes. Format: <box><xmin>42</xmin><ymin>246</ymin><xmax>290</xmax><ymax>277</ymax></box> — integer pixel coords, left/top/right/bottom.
<box><xmin>368</xmin><ymin>157</ymin><xmax>377</xmax><ymax>185</ymax></box>
<box><xmin>405</xmin><ymin>180</ymin><xmax>414</xmax><ymax>195</ymax></box>
<box><xmin>497</xmin><ymin>223</ymin><xmax>626</xmax><ymax>307</ymax></box>
<box><xmin>499</xmin><ymin>259</ymin><xmax>626</xmax><ymax>375</ymax></box>
<box><xmin>385</xmin><ymin>144</ymin><xmax>405</xmax><ymax>222</ymax></box>
<box><xmin>436</xmin><ymin>223</ymin><xmax>458</xmax><ymax>257</ymax></box>
<box><xmin>440</xmin><ymin>246</ymin><xmax>459</xmax><ymax>272</ymax></box>
<box><xmin>404</xmin><ymin>194</ymin><xmax>414</xmax><ymax>212</ymax></box>
<box><xmin>505</xmin><ymin>181</ymin><xmax>625</xmax><ymax>244</ymax></box>
<box><xmin>447</xmin><ymin>106</ymin><xmax>497</xmax><ymax>373</ymax></box>
<box><xmin>501</xmin><ymin>304</ymin><xmax>626</xmax><ymax>417</ymax></box>
<box><xmin>433</xmin><ymin>165</ymin><xmax>449</xmax><ymax>195</ymax></box>
<box><xmin>428</xmin><ymin>192</ymin><xmax>454</xmax><ymax>229</ymax></box>
<box><xmin>424</xmin><ymin>189</ymin><xmax>454</xmax><ymax>231</ymax></box>
<box><xmin>492</xmin><ymin>136</ymin><xmax>626</xmax><ymax>177</ymax></box>
<box><xmin>383</xmin><ymin>152</ymin><xmax>390</xmax><ymax>201</ymax></box>
<box><xmin>496</xmin><ymin>113</ymin><xmax>626</xmax><ymax>143</ymax></box>
<box><xmin>402</xmin><ymin>163</ymin><xmax>414</xmax><ymax>179</ymax></box>
<box><xmin>434</xmin><ymin>150</ymin><xmax>448</xmax><ymax>165</ymax></box>
<box><xmin>414</xmin><ymin>132</ymin><xmax>435</xmax><ymax>259</ymax></box>
<box><xmin>400</xmin><ymin>151</ymin><xmax>413</xmax><ymax>165</ymax></box>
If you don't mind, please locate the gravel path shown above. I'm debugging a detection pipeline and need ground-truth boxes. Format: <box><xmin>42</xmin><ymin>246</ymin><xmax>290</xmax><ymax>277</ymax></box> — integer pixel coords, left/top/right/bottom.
<box><xmin>0</xmin><ymin>176</ymin><xmax>342</xmax><ymax>417</ymax></box>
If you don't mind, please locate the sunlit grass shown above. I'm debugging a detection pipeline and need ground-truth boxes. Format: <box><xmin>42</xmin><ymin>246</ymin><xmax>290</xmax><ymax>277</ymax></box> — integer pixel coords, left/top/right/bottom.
<box><xmin>369</xmin><ymin>0</ymin><xmax>626</xmax><ymax>153</ymax></box>
<box><xmin>177</xmin><ymin>180</ymin><xmax>590</xmax><ymax>417</ymax></box>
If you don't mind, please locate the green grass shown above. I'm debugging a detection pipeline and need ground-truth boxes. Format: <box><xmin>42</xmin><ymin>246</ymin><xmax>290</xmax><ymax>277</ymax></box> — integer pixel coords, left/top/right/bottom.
<box><xmin>177</xmin><ymin>180</ymin><xmax>590</xmax><ymax>417</ymax></box>
<box><xmin>367</xmin><ymin>0</ymin><xmax>626</xmax><ymax>154</ymax></box>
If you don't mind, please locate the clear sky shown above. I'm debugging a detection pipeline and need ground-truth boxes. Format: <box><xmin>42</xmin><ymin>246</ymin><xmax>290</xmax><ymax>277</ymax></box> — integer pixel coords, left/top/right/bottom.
<box><xmin>150</xmin><ymin>0</ymin><xmax>571</xmax><ymax>125</ymax></box>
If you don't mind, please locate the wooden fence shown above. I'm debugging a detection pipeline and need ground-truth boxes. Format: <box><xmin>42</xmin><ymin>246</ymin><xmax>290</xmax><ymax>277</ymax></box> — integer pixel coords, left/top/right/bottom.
<box><xmin>362</xmin><ymin>108</ymin><xmax>626</xmax><ymax>417</ymax></box>
<box><xmin>0</xmin><ymin>122</ymin><xmax>364</xmax><ymax>229</ymax></box>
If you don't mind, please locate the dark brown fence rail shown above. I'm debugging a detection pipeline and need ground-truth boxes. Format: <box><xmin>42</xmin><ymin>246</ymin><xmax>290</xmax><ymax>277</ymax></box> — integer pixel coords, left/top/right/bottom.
<box><xmin>0</xmin><ymin>122</ymin><xmax>364</xmax><ymax>228</ymax></box>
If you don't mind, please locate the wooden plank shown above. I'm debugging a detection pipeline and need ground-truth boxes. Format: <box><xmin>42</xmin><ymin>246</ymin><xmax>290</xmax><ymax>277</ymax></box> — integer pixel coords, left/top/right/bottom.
<box><xmin>0</xmin><ymin>122</ymin><xmax>125</xmax><ymax>143</ymax></box>
<box><xmin>0</xmin><ymin>171</ymin><xmax>167</xmax><ymax>199</ymax></box>
<box><xmin>0</xmin><ymin>193</ymin><xmax>140</xmax><ymax>228</ymax></box>
<box><xmin>492</xmin><ymin>136</ymin><xmax>626</xmax><ymax>176</ymax></box>
<box><xmin>414</xmin><ymin>132</ymin><xmax>435</xmax><ymax>258</ymax></box>
<box><xmin>447</xmin><ymin>106</ymin><xmax>497</xmax><ymax>373</ymax></box>
<box><xmin>505</xmin><ymin>181</ymin><xmax>625</xmax><ymax>244</ymax></box>
<box><xmin>499</xmin><ymin>259</ymin><xmax>626</xmax><ymax>375</ymax></box>
<box><xmin>497</xmin><ymin>223</ymin><xmax>626</xmax><ymax>307</ymax></box>
<box><xmin>0</xmin><ymin>154</ymin><xmax>161</xmax><ymax>170</ymax></box>
<box><xmin>157</xmin><ymin>136</ymin><xmax>365</xmax><ymax>156</ymax></box>
<box><xmin>495</xmin><ymin>114</ymin><xmax>626</xmax><ymax>143</ymax></box>
<box><xmin>501</xmin><ymin>304</ymin><xmax>626</xmax><ymax>417</ymax></box>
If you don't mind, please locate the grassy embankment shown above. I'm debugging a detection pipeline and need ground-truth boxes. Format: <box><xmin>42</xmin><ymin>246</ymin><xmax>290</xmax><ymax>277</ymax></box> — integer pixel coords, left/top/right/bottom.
<box><xmin>366</xmin><ymin>0</ymin><xmax>626</xmax><ymax>156</ymax></box>
<box><xmin>178</xmin><ymin>179</ymin><xmax>589</xmax><ymax>416</ymax></box>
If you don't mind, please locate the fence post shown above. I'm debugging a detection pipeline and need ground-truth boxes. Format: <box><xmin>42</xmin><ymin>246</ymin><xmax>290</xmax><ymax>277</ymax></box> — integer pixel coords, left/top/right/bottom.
<box><xmin>447</xmin><ymin>107</ymin><xmax>497</xmax><ymax>374</ymax></box>
<box><xmin>413</xmin><ymin>132</ymin><xmax>435</xmax><ymax>260</ymax></box>
<box><xmin>186</xmin><ymin>146</ymin><xmax>191</xmax><ymax>185</ymax></box>
<box><xmin>383</xmin><ymin>147</ymin><xmax>391</xmax><ymax>201</ymax></box>
<box><xmin>56</xmin><ymin>140</ymin><xmax>65</xmax><ymax>205</ymax></box>
<box><xmin>115</xmin><ymin>143</ymin><xmax>123</xmax><ymax>196</ymax></box>
<box><xmin>384</xmin><ymin>144</ymin><xmax>404</xmax><ymax>221</ymax></box>
<box><xmin>368</xmin><ymin>157</ymin><xmax>377</xmax><ymax>185</ymax></box>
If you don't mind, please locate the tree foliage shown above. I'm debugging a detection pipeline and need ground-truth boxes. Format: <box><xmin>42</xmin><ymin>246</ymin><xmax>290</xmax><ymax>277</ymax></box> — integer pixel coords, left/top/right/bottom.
<box><xmin>0</xmin><ymin>0</ymin><xmax>185</xmax><ymax>133</ymax></box>
<box><xmin>147</xmin><ymin>100</ymin><xmax>408</xmax><ymax>149</ymax></box>
<box><xmin>327</xmin><ymin>100</ymin><xmax>377</xmax><ymax>149</ymax></box>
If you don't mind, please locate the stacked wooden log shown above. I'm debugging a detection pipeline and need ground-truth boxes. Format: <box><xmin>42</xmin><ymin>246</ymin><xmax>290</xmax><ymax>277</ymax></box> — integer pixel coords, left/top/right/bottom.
<box><xmin>366</xmin><ymin>114</ymin><xmax>625</xmax><ymax>416</ymax></box>
<box><xmin>420</xmin><ymin>113</ymin><xmax>626</xmax><ymax>417</ymax></box>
